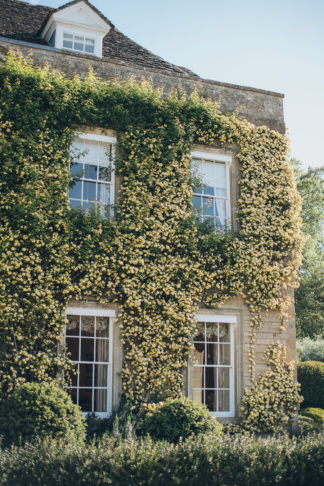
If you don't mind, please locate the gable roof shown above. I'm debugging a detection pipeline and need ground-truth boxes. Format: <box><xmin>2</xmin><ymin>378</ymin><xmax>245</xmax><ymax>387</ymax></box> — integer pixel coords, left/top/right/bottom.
<box><xmin>0</xmin><ymin>0</ymin><xmax>198</xmax><ymax>77</ymax></box>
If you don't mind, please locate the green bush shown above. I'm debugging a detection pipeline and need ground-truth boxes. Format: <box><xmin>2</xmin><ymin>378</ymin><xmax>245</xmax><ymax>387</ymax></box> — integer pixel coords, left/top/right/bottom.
<box><xmin>0</xmin><ymin>382</ymin><xmax>86</xmax><ymax>446</ymax></box>
<box><xmin>297</xmin><ymin>338</ymin><xmax>324</xmax><ymax>362</ymax></box>
<box><xmin>0</xmin><ymin>433</ymin><xmax>323</xmax><ymax>486</ymax></box>
<box><xmin>140</xmin><ymin>397</ymin><xmax>222</xmax><ymax>443</ymax></box>
<box><xmin>297</xmin><ymin>361</ymin><xmax>324</xmax><ymax>408</ymax></box>
<box><xmin>300</xmin><ymin>407</ymin><xmax>324</xmax><ymax>425</ymax></box>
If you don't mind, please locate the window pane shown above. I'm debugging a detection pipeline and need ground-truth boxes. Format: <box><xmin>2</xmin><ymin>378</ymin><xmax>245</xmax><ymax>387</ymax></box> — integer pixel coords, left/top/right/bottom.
<box><xmin>206</xmin><ymin>390</ymin><xmax>217</xmax><ymax>412</ymax></box>
<box><xmin>74</xmin><ymin>36</ymin><xmax>84</xmax><ymax>51</ymax></box>
<box><xmin>206</xmin><ymin>323</ymin><xmax>218</xmax><ymax>342</ymax></box>
<box><xmin>82</xmin><ymin>201</ymin><xmax>93</xmax><ymax>213</ymax></box>
<box><xmin>81</xmin><ymin>316</ymin><xmax>95</xmax><ymax>337</ymax></box>
<box><xmin>63</xmin><ymin>33</ymin><xmax>73</xmax><ymax>49</ymax></box>
<box><xmin>79</xmin><ymin>363</ymin><xmax>93</xmax><ymax>387</ymax></box>
<box><xmin>97</xmin><ymin>183</ymin><xmax>110</xmax><ymax>205</ymax></box>
<box><xmin>69</xmin><ymin>180</ymin><xmax>82</xmax><ymax>199</ymax></box>
<box><xmin>96</xmin><ymin>339</ymin><xmax>109</xmax><ymax>362</ymax></box>
<box><xmin>193</xmin><ymin>195</ymin><xmax>202</xmax><ymax>213</ymax></box>
<box><xmin>203</xmin><ymin>197</ymin><xmax>214</xmax><ymax>216</ymax></box>
<box><xmin>99</xmin><ymin>165</ymin><xmax>111</xmax><ymax>182</ymax></box>
<box><xmin>192</xmin><ymin>366</ymin><xmax>204</xmax><ymax>388</ymax></box>
<box><xmin>81</xmin><ymin>338</ymin><xmax>94</xmax><ymax>362</ymax></box>
<box><xmin>193</xmin><ymin>342</ymin><xmax>205</xmax><ymax>365</ymax></box>
<box><xmin>83</xmin><ymin>141</ymin><xmax>98</xmax><ymax>162</ymax></box>
<box><xmin>203</xmin><ymin>185</ymin><xmax>215</xmax><ymax>196</ymax></box>
<box><xmin>94</xmin><ymin>389</ymin><xmax>107</xmax><ymax>412</ymax></box>
<box><xmin>218</xmin><ymin>390</ymin><xmax>230</xmax><ymax>412</ymax></box>
<box><xmin>192</xmin><ymin>389</ymin><xmax>204</xmax><ymax>406</ymax></box>
<box><xmin>98</xmin><ymin>143</ymin><xmax>108</xmax><ymax>161</ymax></box>
<box><xmin>96</xmin><ymin>317</ymin><xmax>109</xmax><ymax>337</ymax></box>
<box><xmin>85</xmin><ymin>38</ymin><xmax>95</xmax><ymax>54</ymax></box>
<box><xmin>70</xmin><ymin>200</ymin><xmax>82</xmax><ymax>209</ymax></box>
<box><xmin>218</xmin><ymin>368</ymin><xmax>230</xmax><ymax>388</ymax></box>
<box><xmin>201</xmin><ymin>161</ymin><xmax>226</xmax><ymax>192</ymax></box>
<box><xmin>66</xmin><ymin>315</ymin><xmax>79</xmax><ymax>336</ymax></box>
<box><xmin>66</xmin><ymin>337</ymin><xmax>79</xmax><ymax>361</ymax></box>
<box><xmin>94</xmin><ymin>364</ymin><xmax>108</xmax><ymax>387</ymax></box>
<box><xmin>219</xmin><ymin>323</ymin><xmax>230</xmax><ymax>342</ymax></box>
<box><xmin>83</xmin><ymin>181</ymin><xmax>96</xmax><ymax>201</ymax></box>
<box><xmin>219</xmin><ymin>344</ymin><xmax>231</xmax><ymax>365</ymax></box>
<box><xmin>206</xmin><ymin>343</ymin><xmax>218</xmax><ymax>365</ymax></box>
<box><xmin>79</xmin><ymin>388</ymin><xmax>92</xmax><ymax>411</ymax></box>
<box><xmin>84</xmin><ymin>164</ymin><xmax>97</xmax><ymax>180</ymax></box>
<box><xmin>215</xmin><ymin>199</ymin><xmax>226</xmax><ymax>219</ymax></box>
<box><xmin>71</xmin><ymin>162</ymin><xmax>83</xmax><ymax>178</ymax></box>
<box><xmin>205</xmin><ymin>367</ymin><xmax>217</xmax><ymax>388</ymax></box>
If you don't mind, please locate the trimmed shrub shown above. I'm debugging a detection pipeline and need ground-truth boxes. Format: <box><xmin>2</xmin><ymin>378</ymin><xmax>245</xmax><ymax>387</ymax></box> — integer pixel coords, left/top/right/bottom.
<box><xmin>300</xmin><ymin>407</ymin><xmax>324</xmax><ymax>425</ymax></box>
<box><xmin>298</xmin><ymin>361</ymin><xmax>324</xmax><ymax>408</ymax></box>
<box><xmin>0</xmin><ymin>382</ymin><xmax>86</xmax><ymax>446</ymax></box>
<box><xmin>297</xmin><ymin>338</ymin><xmax>324</xmax><ymax>362</ymax></box>
<box><xmin>140</xmin><ymin>397</ymin><xmax>222</xmax><ymax>443</ymax></box>
<box><xmin>0</xmin><ymin>433</ymin><xmax>323</xmax><ymax>486</ymax></box>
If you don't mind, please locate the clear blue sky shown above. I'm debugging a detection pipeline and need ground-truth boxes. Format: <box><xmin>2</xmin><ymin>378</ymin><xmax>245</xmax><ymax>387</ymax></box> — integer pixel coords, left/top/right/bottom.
<box><xmin>26</xmin><ymin>0</ymin><xmax>324</xmax><ymax>169</ymax></box>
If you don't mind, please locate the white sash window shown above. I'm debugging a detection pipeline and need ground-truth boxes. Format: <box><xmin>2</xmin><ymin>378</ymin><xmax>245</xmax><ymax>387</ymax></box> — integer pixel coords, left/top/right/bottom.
<box><xmin>191</xmin><ymin>151</ymin><xmax>232</xmax><ymax>230</ymax></box>
<box><xmin>65</xmin><ymin>307</ymin><xmax>115</xmax><ymax>417</ymax></box>
<box><xmin>192</xmin><ymin>315</ymin><xmax>235</xmax><ymax>417</ymax></box>
<box><xmin>69</xmin><ymin>133</ymin><xmax>116</xmax><ymax>218</ymax></box>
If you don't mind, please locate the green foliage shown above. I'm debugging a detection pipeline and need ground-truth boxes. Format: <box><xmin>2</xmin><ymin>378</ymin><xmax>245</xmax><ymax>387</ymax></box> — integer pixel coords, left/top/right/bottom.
<box><xmin>0</xmin><ymin>433</ymin><xmax>323</xmax><ymax>486</ymax></box>
<box><xmin>300</xmin><ymin>407</ymin><xmax>324</xmax><ymax>425</ymax></box>
<box><xmin>0</xmin><ymin>52</ymin><xmax>303</xmax><ymax>420</ymax></box>
<box><xmin>297</xmin><ymin>338</ymin><xmax>324</xmax><ymax>362</ymax></box>
<box><xmin>140</xmin><ymin>397</ymin><xmax>222</xmax><ymax>442</ymax></box>
<box><xmin>291</xmin><ymin>159</ymin><xmax>324</xmax><ymax>339</ymax></box>
<box><xmin>295</xmin><ymin>268</ymin><xmax>324</xmax><ymax>339</ymax></box>
<box><xmin>0</xmin><ymin>382</ymin><xmax>86</xmax><ymax>446</ymax></box>
<box><xmin>298</xmin><ymin>361</ymin><xmax>324</xmax><ymax>408</ymax></box>
<box><xmin>241</xmin><ymin>343</ymin><xmax>302</xmax><ymax>432</ymax></box>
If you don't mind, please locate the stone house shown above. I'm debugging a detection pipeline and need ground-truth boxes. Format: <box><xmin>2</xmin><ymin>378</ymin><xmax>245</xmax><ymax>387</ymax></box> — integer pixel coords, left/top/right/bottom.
<box><xmin>0</xmin><ymin>0</ymin><xmax>298</xmax><ymax>422</ymax></box>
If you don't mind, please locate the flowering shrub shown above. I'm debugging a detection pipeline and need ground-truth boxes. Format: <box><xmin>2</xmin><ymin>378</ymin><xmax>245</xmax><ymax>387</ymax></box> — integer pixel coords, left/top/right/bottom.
<box><xmin>0</xmin><ymin>382</ymin><xmax>86</xmax><ymax>446</ymax></box>
<box><xmin>0</xmin><ymin>53</ymin><xmax>303</xmax><ymax>419</ymax></box>
<box><xmin>241</xmin><ymin>343</ymin><xmax>302</xmax><ymax>432</ymax></box>
<box><xmin>141</xmin><ymin>397</ymin><xmax>222</xmax><ymax>442</ymax></box>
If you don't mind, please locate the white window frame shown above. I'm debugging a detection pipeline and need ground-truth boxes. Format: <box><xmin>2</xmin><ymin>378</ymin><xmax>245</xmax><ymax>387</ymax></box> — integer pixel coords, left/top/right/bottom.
<box><xmin>65</xmin><ymin>307</ymin><xmax>116</xmax><ymax>418</ymax></box>
<box><xmin>191</xmin><ymin>314</ymin><xmax>236</xmax><ymax>417</ymax></box>
<box><xmin>191</xmin><ymin>151</ymin><xmax>232</xmax><ymax>230</ymax></box>
<box><xmin>69</xmin><ymin>132</ymin><xmax>116</xmax><ymax>217</ymax></box>
<box><xmin>62</xmin><ymin>31</ymin><xmax>96</xmax><ymax>54</ymax></box>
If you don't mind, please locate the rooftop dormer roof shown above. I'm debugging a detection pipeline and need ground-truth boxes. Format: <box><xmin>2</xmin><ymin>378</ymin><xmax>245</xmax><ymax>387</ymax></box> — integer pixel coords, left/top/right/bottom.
<box><xmin>0</xmin><ymin>0</ymin><xmax>198</xmax><ymax>76</ymax></box>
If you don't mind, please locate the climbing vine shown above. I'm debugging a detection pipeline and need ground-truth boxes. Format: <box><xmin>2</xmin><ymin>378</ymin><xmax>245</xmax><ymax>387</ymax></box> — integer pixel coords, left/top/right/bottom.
<box><xmin>0</xmin><ymin>53</ymin><xmax>303</xmax><ymax>422</ymax></box>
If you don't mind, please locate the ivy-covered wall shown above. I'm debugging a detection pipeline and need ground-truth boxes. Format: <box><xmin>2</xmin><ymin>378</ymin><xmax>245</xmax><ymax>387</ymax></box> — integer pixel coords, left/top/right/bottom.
<box><xmin>0</xmin><ymin>53</ymin><xmax>303</xmax><ymax>428</ymax></box>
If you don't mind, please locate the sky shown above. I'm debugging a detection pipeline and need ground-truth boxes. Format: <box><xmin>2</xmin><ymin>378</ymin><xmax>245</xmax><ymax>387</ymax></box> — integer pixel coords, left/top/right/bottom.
<box><xmin>25</xmin><ymin>0</ymin><xmax>324</xmax><ymax>170</ymax></box>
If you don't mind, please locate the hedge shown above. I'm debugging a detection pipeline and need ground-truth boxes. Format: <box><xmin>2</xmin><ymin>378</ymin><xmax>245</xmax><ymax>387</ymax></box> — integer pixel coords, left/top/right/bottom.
<box><xmin>140</xmin><ymin>397</ymin><xmax>223</xmax><ymax>442</ymax></box>
<box><xmin>0</xmin><ymin>382</ymin><xmax>86</xmax><ymax>446</ymax></box>
<box><xmin>297</xmin><ymin>361</ymin><xmax>324</xmax><ymax>408</ymax></box>
<box><xmin>0</xmin><ymin>433</ymin><xmax>323</xmax><ymax>486</ymax></box>
<box><xmin>296</xmin><ymin>338</ymin><xmax>324</xmax><ymax>362</ymax></box>
<box><xmin>300</xmin><ymin>408</ymin><xmax>324</xmax><ymax>425</ymax></box>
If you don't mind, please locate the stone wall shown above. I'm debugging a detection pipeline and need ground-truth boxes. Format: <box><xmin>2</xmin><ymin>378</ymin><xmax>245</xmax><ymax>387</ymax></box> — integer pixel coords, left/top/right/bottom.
<box><xmin>0</xmin><ymin>39</ymin><xmax>285</xmax><ymax>133</ymax></box>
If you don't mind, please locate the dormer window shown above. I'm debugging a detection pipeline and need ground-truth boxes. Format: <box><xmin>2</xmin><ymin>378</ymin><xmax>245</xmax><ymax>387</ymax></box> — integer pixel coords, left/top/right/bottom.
<box><xmin>63</xmin><ymin>33</ymin><xmax>95</xmax><ymax>54</ymax></box>
<box><xmin>41</xmin><ymin>1</ymin><xmax>111</xmax><ymax>58</ymax></box>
